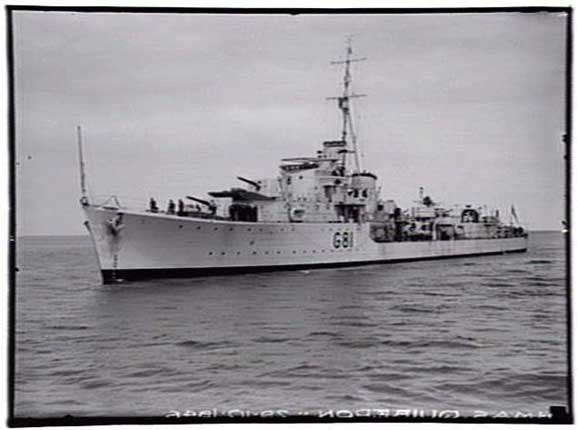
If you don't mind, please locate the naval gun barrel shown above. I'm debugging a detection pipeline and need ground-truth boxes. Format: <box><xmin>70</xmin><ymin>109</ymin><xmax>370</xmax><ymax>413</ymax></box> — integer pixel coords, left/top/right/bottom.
<box><xmin>186</xmin><ymin>195</ymin><xmax>212</xmax><ymax>207</ymax></box>
<box><xmin>237</xmin><ymin>176</ymin><xmax>260</xmax><ymax>191</ymax></box>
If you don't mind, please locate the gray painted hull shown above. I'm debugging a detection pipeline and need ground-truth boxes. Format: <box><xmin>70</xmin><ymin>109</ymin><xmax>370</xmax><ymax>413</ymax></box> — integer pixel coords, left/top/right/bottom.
<box><xmin>84</xmin><ymin>206</ymin><xmax>528</xmax><ymax>284</ymax></box>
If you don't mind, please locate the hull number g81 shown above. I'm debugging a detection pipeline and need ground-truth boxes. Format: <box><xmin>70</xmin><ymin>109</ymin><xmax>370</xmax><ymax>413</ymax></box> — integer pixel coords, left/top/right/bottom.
<box><xmin>333</xmin><ymin>231</ymin><xmax>353</xmax><ymax>249</ymax></box>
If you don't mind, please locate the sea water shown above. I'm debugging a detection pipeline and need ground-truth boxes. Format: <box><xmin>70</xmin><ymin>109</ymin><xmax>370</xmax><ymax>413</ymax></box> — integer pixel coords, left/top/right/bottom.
<box><xmin>14</xmin><ymin>231</ymin><xmax>568</xmax><ymax>418</ymax></box>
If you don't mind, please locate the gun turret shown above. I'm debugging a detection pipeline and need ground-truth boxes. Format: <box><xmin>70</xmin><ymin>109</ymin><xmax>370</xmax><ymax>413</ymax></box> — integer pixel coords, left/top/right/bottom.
<box><xmin>237</xmin><ymin>176</ymin><xmax>261</xmax><ymax>191</ymax></box>
<box><xmin>186</xmin><ymin>195</ymin><xmax>211</xmax><ymax>207</ymax></box>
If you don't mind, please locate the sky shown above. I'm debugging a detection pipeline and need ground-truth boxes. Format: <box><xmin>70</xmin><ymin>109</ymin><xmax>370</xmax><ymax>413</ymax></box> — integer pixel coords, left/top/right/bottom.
<box><xmin>12</xmin><ymin>10</ymin><xmax>567</xmax><ymax>235</ymax></box>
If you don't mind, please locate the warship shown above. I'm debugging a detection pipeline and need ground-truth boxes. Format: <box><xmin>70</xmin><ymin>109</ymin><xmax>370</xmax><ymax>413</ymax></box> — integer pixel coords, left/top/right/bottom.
<box><xmin>79</xmin><ymin>43</ymin><xmax>528</xmax><ymax>284</ymax></box>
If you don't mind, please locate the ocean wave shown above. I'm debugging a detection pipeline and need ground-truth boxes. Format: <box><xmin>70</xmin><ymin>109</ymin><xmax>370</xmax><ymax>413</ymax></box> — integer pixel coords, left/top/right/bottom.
<box><xmin>175</xmin><ymin>339</ymin><xmax>238</xmax><ymax>351</ymax></box>
<box><xmin>46</xmin><ymin>325</ymin><xmax>89</xmax><ymax>331</ymax></box>
<box><xmin>380</xmin><ymin>338</ymin><xmax>484</xmax><ymax>349</ymax></box>
<box><xmin>335</xmin><ymin>339</ymin><xmax>379</xmax><ymax>349</ymax></box>
<box><xmin>333</xmin><ymin>321</ymin><xmax>381</xmax><ymax>328</ymax></box>
<box><xmin>253</xmin><ymin>336</ymin><xmax>296</xmax><ymax>344</ymax></box>
<box><xmin>79</xmin><ymin>379</ymin><xmax>113</xmax><ymax>390</ymax></box>
<box><xmin>388</xmin><ymin>304</ymin><xmax>440</xmax><ymax>314</ymax></box>
<box><xmin>480</xmin><ymin>281</ymin><xmax>516</xmax><ymax>288</ymax></box>
<box><xmin>307</xmin><ymin>331</ymin><xmax>340</xmax><ymax>338</ymax></box>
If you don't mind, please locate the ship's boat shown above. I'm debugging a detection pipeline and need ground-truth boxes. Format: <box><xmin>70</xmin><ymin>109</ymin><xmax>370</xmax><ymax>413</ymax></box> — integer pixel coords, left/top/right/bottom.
<box><xmin>78</xmin><ymin>42</ymin><xmax>528</xmax><ymax>284</ymax></box>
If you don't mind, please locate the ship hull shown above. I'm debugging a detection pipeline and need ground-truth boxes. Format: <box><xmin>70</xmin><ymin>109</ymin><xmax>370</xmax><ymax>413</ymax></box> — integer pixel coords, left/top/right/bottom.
<box><xmin>84</xmin><ymin>205</ymin><xmax>528</xmax><ymax>284</ymax></box>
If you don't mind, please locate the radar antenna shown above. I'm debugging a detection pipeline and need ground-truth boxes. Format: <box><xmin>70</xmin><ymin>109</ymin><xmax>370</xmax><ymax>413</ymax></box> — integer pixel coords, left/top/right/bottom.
<box><xmin>327</xmin><ymin>37</ymin><xmax>366</xmax><ymax>172</ymax></box>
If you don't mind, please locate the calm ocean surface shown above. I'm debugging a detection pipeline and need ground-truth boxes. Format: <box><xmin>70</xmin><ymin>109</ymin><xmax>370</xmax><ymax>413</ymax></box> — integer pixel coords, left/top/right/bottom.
<box><xmin>14</xmin><ymin>231</ymin><xmax>568</xmax><ymax>419</ymax></box>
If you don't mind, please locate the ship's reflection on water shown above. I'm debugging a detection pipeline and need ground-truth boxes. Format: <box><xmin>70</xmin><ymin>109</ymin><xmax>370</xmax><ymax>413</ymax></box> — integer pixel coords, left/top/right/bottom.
<box><xmin>14</xmin><ymin>232</ymin><xmax>567</xmax><ymax>418</ymax></box>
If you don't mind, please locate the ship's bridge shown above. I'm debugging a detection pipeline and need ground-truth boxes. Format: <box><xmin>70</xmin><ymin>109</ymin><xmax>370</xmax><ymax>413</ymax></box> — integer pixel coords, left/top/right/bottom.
<box><xmin>321</xmin><ymin>140</ymin><xmax>347</xmax><ymax>160</ymax></box>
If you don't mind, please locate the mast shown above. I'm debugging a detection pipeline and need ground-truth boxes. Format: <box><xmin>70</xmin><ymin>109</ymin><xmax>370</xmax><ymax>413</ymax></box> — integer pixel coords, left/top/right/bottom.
<box><xmin>77</xmin><ymin>125</ymin><xmax>89</xmax><ymax>205</ymax></box>
<box><xmin>328</xmin><ymin>37</ymin><xmax>366</xmax><ymax>172</ymax></box>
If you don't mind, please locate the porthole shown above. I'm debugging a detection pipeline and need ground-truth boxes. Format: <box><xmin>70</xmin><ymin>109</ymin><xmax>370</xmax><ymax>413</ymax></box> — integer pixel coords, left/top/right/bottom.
<box><xmin>229</xmin><ymin>227</ymin><xmax>234</xmax><ymax>231</ymax></box>
<box><xmin>214</xmin><ymin>227</ymin><xmax>218</xmax><ymax>231</ymax></box>
<box><xmin>221</xmin><ymin>252</ymin><xmax>226</xmax><ymax>255</ymax></box>
<box><xmin>312</xmin><ymin>250</ymin><xmax>316</xmax><ymax>253</ymax></box>
<box><xmin>292</xmin><ymin>250</ymin><xmax>296</xmax><ymax>254</ymax></box>
<box><xmin>276</xmin><ymin>251</ymin><xmax>281</xmax><ymax>254</ymax></box>
<box><xmin>265</xmin><ymin>251</ymin><xmax>269</xmax><ymax>255</ymax></box>
<box><xmin>252</xmin><ymin>251</ymin><xmax>257</xmax><ymax>255</ymax></box>
<box><xmin>237</xmin><ymin>251</ymin><xmax>241</xmax><ymax>255</ymax></box>
<box><xmin>196</xmin><ymin>226</ymin><xmax>201</xmax><ymax>230</ymax></box>
<box><xmin>248</xmin><ymin>228</ymin><xmax>252</xmax><ymax>232</ymax></box>
<box><xmin>179</xmin><ymin>225</ymin><xmax>183</xmax><ymax>229</ymax></box>
<box><xmin>209</xmin><ymin>252</ymin><xmax>213</xmax><ymax>255</ymax></box>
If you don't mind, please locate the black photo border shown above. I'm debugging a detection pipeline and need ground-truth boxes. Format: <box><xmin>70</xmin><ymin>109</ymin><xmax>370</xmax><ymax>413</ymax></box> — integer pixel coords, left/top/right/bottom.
<box><xmin>5</xmin><ymin>4</ymin><xmax>573</xmax><ymax>426</ymax></box>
